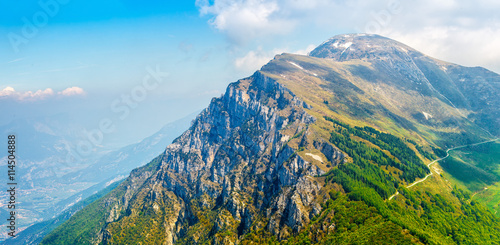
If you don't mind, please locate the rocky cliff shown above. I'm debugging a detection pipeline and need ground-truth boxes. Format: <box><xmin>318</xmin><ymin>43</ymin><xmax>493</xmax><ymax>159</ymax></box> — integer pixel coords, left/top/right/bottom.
<box><xmin>101</xmin><ymin>71</ymin><xmax>345</xmax><ymax>243</ymax></box>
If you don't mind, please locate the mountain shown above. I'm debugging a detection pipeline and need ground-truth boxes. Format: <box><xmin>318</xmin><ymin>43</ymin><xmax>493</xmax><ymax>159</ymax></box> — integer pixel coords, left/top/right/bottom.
<box><xmin>1</xmin><ymin>113</ymin><xmax>196</xmax><ymax>244</ymax></box>
<box><xmin>310</xmin><ymin>34</ymin><xmax>499</xmax><ymax>137</ymax></box>
<box><xmin>40</xmin><ymin>34</ymin><xmax>500</xmax><ymax>245</ymax></box>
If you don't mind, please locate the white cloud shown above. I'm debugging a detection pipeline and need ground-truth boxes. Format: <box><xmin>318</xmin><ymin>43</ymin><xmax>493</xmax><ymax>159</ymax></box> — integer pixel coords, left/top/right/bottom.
<box><xmin>196</xmin><ymin>0</ymin><xmax>297</xmax><ymax>44</ymax></box>
<box><xmin>18</xmin><ymin>88</ymin><xmax>55</xmax><ymax>100</ymax></box>
<box><xmin>0</xmin><ymin>86</ymin><xmax>16</xmax><ymax>97</ymax></box>
<box><xmin>58</xmin><ymin>87</ymin><xmax>86</xmax><ymax>96</ymax></box>
<box><xmin>0</xmin><ymin>86</ymin><xmax>85</xmax><ymax>101</ymax></box>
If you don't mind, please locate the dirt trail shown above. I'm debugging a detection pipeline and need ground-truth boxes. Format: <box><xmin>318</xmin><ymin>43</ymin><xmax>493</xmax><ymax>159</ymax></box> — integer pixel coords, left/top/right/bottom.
<box><xmin>388</xmin><ymin>138</ymin><xmax>499</xmax><ymax>201</ymax></box>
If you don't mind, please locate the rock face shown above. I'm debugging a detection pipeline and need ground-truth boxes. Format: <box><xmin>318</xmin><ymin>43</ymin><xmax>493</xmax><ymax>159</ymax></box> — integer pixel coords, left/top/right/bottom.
<box><xmin>83</xmin><ymin>71</ymin><xmax>345</xmax><ymax>244</ymax></box>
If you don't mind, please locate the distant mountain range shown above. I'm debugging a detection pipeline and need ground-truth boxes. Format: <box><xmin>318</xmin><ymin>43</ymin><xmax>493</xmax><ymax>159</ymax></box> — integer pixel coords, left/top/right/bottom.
<box><xmin>31</xmin><ymin>34</ymin><xmax>500</xmax><ymax>244</ymax></box>
<box><xmin>1</xmin><ymin>113</ymin><xmax>197</xmax><ymax>244</ymax></box>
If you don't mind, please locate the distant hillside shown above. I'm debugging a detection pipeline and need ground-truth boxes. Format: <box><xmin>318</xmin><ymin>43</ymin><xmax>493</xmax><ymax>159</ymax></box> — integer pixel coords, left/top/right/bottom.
<box><xmin>2</xmin><ymin>113</ymin><xmax>196</xmax><ymax>244</ymax></box>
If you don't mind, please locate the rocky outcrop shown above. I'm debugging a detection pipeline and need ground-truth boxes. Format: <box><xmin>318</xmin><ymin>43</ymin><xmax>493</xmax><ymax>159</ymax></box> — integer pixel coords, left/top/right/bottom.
<box><xmin>94</xmin><ymin>71</ymin><xmax>344</xmax><ymax>244</ymax></box>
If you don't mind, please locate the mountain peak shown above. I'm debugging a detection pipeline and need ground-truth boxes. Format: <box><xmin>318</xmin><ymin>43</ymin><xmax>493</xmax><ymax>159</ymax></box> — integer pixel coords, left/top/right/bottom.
<box><xmin>309</xmin><ymin>33</ymin><xmax>419</xmax><ymax>61</ymax></box>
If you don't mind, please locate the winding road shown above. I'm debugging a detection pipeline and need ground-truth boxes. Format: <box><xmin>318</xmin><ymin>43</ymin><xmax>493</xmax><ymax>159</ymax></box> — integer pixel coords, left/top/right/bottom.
<box><xmin>388</xmin><ymin>138</ymin><xmax>500</xmax><ymax>201</ymax></box>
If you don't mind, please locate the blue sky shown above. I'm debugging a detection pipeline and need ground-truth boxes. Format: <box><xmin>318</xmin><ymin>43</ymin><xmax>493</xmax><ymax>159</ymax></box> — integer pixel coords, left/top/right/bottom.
<box><xmin>1</xmin><ymin>0</ymin><xmax>499</xmax><ymax>148</ymax></box>
<box><xmin>0</xmin><ymin>1</ymin><xmax>236</xmax><ymax>147</ymax></box>
<box><xmin>0</xmin><ymin>1</ymin><xmax>227</xmax><ymax>91</ymax></box>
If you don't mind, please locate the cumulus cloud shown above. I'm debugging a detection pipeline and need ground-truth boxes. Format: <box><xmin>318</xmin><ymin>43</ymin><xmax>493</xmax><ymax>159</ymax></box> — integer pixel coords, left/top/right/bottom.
<box><xmin>197</xmin><ymin>0</ymin><xmax>500</xmax><ymax>73</ymax></box>
<box><xmin>0</xmin><ymin>86</ymin><xmax>86</xmax><ymax>101</ymax></box>
<box><xmin>19</xmin><ymin>88</ymin><xmax>55</xmax><ymax>100</ymax></box>
<box><xmin>58</xmin><ymin>87</ymin><xmax>86</xmax><ymax>96</ymax></box>
<box><xmin>0</xmin><ymin>86</ymin><xmax>16</xmax><ymax>97</ymax></box>
<box><xmin>196</xmin><ymin>0</ymin><xmax>297</xmax><ymax>44</ymax></box>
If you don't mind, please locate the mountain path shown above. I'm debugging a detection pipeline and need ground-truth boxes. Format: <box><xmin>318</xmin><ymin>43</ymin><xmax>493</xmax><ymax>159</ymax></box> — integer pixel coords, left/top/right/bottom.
<box><xmin>388</xmin><ymin>138</ymin><xmax>500</xmax><ymax>201</ymax></box>
<box><xmin>469</xmin><ymin>186</ymin><xmax>490</xmax><ymax>204</ymax></box>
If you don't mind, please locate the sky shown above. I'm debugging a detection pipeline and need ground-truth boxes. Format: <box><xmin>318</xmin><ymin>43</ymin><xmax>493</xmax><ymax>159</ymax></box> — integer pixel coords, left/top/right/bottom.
<box><xmin>1</xmin><ymin>0</ymin><xmax>499</xmax><ymax>149</ymax></box>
